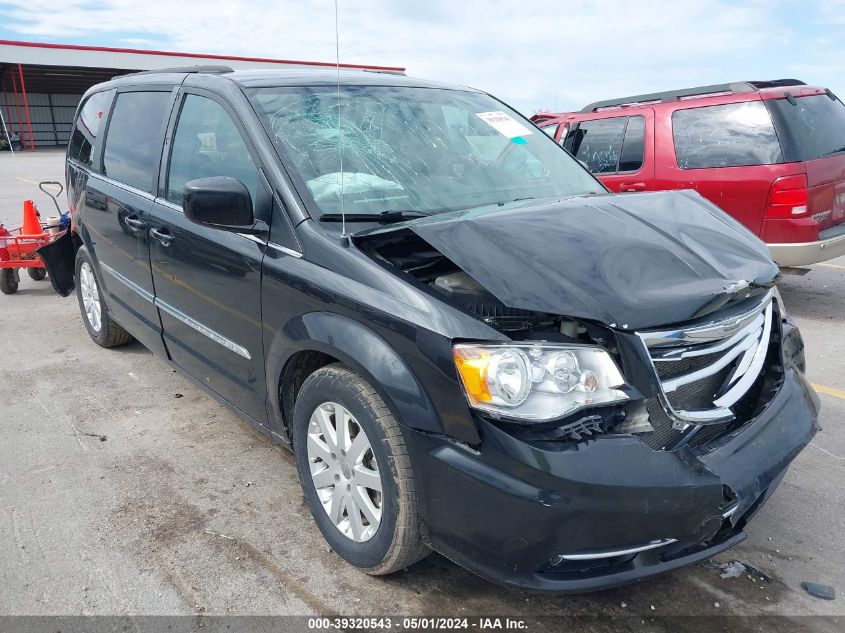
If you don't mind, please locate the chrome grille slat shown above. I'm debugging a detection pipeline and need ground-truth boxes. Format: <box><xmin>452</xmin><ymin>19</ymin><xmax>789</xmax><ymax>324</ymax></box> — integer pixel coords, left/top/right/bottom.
<box><xmin>661</xmin><ymin>329</ymin><xmax>759</xmax><ymax>393</ymax></box>
<box><xmin>714</xmin><ymin>301</ymin><xmax>773</xmax><ymax>409</ymax></box>
<box><xmin>636</xmin><ymin>290</ymin><xmax>775</xmax><ymax>426</ymax></box>
<box><xmin>651</xmin><ymin>312</ymin><xmax>765</xmax><ymax>361</ymax></box>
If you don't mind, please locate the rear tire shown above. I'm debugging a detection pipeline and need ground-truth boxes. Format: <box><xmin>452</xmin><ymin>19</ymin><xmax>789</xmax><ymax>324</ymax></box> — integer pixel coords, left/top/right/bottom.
<box><xmin>11</xmin><ymin>141</ymin><xmax>22</xmax><ymax>152</ymax></box>
<box><xmin>0</xmin><ymin>269</ymin><xmax>19</xmax><ymax>294</ymax></box>
<box><xmin>27</xmin><ymin>267</ymin><xmax>47</xmax><ymax>281</ymax></box>
<box><xmin>293</xmin><ymin>364</ymin><xmax>429</xmax><ymax>575</ymax></box>
<box><xmin>75</xmin><ymin>248</ymin><xmax>133</xmax><ymax>348</ymax></box>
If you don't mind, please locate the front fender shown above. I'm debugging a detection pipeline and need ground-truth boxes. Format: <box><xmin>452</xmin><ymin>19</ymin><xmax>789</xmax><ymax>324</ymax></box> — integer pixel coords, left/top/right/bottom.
<box><xmin>265</xmin><ymin>311</ymin><xmax>452</xmax><ymax>444</ymax></box>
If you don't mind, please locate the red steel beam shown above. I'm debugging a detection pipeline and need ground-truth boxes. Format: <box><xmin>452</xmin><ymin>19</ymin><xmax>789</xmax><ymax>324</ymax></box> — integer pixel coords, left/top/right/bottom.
<box><xmin>9</xmin><ymin>68</ymin><xmax>24</xmax><ymax>145</ymax></box>
<box><xmin>0</xmin><ymin>38</ymin><xmax>405</xmax><ymax>72</ymax></box>
<box><xmin>17</xmin><ymin>64</ymin><xmax>35</xmax><ymax>150</ymax></box>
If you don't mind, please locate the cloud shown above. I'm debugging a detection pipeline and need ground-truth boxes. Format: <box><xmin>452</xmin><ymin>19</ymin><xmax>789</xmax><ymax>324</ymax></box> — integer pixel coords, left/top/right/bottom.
<box><xmin>0</xmin><ymin>0</ymin><xmax>840</xmax><ymax>114</ymax></box>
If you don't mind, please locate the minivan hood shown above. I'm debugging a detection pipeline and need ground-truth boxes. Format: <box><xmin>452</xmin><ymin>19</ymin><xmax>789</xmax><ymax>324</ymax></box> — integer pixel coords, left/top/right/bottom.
<box><xmin>362</xmin><ymin>190</ymin><xmax>779</xmax><ymax>331</ymax></box>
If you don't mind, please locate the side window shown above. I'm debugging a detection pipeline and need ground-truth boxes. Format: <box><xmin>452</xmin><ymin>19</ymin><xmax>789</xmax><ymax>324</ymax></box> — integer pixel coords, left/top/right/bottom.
<box><xmin>102</xmin><ymin>91</ymin><xmax>172</xmax><ymax>193</ymax></box>
<box><xmin>568</xmin><ymin>117</ymin><xmax>628</xmax><ymax>174</ymax></box>
<box><xmin>167</xmin><ymin>95</ymin><xmax>258</xmax><ymax>207</ymax></box>
<box><xmin>672</xmin><ymin>102</ymin><xmax>783</xmax><ymax>169</ymax></box>
<box><xmin>540</xmin><ymin>123</ymin><xmax>559</xmax><ymax>138</ymax></box>
<box><xmin>618</xmin><ymin>115</ymin><xmax>645</xmax><ymax>172</ymax></box>
<box><xmin>68</xmin><ymin>89</ymin><xmax>114</xmax><ymax>168</ymax></box>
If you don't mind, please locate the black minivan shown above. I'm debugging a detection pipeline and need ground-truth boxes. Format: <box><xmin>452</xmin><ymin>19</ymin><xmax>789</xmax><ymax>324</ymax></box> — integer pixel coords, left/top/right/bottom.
<box><xmin>42</xmin><ymin>66</ymin><xmax>819</xmax><ymax>592</ymax></box>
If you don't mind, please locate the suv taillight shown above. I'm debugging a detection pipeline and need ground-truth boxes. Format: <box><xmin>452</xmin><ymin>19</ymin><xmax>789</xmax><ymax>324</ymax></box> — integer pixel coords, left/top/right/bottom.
<box><xmin>765</xmin><ymin>175</ymin><xmax>808</xmax><ymax>218</ymax></box>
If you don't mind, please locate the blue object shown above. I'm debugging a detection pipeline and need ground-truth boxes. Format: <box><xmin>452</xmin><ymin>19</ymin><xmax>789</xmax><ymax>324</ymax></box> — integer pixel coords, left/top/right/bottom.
<box><xmin>59</xmin><ymin>212</ymin><xmax>70</xmax><ymax>230</ymax></box>
<box><xmin>511</xmin><ymin>136</ymin><xmax>527</xmax><ymax>145</ymax></box>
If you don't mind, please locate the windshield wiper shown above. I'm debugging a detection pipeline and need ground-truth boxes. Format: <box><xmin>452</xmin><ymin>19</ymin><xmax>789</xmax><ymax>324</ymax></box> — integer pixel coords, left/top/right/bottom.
<box><xmin>319</xmin><ymin>210</ymin><xmax>429</xmax><ymax>224</ymax></box>
<box><xmin>821</xmin><ymin>146</ymin><xmax>845</xmax><ymax>158</ymax></box>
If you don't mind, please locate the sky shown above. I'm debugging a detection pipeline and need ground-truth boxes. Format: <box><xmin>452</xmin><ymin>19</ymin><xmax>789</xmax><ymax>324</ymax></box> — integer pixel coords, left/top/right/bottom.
<box><xmin>1</xmin><ymin>0</ymin><xmax>844</xmax><ymax>116</ymax></box>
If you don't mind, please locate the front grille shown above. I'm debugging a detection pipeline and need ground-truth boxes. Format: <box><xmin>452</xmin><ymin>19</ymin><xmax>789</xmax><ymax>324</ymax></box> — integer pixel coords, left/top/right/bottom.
<box><xmin>637</xmin><ymin>291</ymin><xmax>778</xmax><ymax>448</ymax></box>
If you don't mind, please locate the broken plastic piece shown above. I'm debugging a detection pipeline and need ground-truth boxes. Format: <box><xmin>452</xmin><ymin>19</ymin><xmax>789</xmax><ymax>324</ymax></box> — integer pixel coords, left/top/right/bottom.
<box><xmin>801</xmin><ymin>582</ymin><xmax>836</xmax><ymax>600</ymax></box>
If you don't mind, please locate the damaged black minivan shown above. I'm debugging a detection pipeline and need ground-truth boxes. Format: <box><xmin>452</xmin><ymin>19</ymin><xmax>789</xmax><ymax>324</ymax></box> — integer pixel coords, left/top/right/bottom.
<box><xmin>43</xmin><ymin>66</ymin><xmax>819</xmax><ymax>592</ymax></box>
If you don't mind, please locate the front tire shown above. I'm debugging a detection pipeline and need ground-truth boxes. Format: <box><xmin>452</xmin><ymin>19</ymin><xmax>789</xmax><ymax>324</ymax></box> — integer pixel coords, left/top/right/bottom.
<box><xmin>293</xmin><ymin>364</ymin><xmax>428</xmax><ymax>575</ymax></box>
<box><xmin>75</xmin><ymin>248</ymin><xmax>133</xmax><ymax>348</ymax></box>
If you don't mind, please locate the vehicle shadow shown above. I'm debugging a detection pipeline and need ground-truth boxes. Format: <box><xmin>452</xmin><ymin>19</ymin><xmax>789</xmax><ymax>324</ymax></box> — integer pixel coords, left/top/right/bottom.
<box><xmin>778</xmin><ymin>266</ymin><xmax>844</xmax><ymax>322</ymax></box>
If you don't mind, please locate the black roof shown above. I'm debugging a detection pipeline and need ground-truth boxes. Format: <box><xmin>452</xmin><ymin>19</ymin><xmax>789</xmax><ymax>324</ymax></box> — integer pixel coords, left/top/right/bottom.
<box><xmin>106</xmin><ymin>65</ymin><xmax>468</xmax><ymax>92</ymax></box>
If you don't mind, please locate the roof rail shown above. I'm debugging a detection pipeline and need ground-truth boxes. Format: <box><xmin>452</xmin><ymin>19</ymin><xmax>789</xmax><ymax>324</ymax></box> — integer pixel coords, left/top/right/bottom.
<box><xmin>580</xmin><ymin>79</ymin><xmax>806</xmax><ymax>113</ymax></box>
<box><xmin>112</xmin><ymin>65</ymin><xmax>234</xmax><ymax>80</ymax></box>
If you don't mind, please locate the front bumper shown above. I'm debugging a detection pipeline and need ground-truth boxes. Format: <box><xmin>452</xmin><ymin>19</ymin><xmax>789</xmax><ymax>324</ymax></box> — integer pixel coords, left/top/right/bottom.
<box><xmin>768</xmin><ymin>224</ymin><xmax>845</xmax><ymax>266</ymax></box>
<box><xmin>406</xmin><ymin>367</ymin><xmax>820</xmax><ymax>592</ymax></box>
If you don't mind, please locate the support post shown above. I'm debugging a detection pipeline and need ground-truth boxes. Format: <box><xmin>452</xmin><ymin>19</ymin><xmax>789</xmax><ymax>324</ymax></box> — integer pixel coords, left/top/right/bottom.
<box><xmin>17</xmin><ymin>64</ymin><xmax>35</xmax><ymax>150</ymax></box>
<box><xmin>47</xmin><ymin>93</ymin><xmax>58</xmax><ymax>145</ymax></box>
<box><xmin>10</xmin><ymin>69</ymin><xmax>24</xmax><ymax>145</ymax></box>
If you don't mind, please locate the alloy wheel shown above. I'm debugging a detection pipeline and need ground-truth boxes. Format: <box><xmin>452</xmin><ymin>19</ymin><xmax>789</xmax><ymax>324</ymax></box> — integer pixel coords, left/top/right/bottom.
<box><xmin>79</xmin><ymin>262</ymin><xmax>102</xmax><ymax>333</ymax></box>
<box><xmin>306</xmin><ymin>402</ymin><xmax>383</xmax><ymax>542</ymax></box>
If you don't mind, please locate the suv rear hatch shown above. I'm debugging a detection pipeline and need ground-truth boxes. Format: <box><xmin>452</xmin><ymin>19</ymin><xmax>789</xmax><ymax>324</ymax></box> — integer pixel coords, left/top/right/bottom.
<box><xmin>765</xmin><ymin>92</ymin><xmax>845</xmax><ymax>234</ymax></box>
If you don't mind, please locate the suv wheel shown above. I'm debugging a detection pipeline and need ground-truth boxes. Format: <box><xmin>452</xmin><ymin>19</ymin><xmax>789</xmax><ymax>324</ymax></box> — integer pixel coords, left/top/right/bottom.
<box><xmin>75</xmin><ymin>248</ymin><xmax>133</xmax><ymax>347</ymax></box>
<box><xmin>293</xmin><ymin>364</ymin><xmax>429</xmax><ymax>574</ymax></box>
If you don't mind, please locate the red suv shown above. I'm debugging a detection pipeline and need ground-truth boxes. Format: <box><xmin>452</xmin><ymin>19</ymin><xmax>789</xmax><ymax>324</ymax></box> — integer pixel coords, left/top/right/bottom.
<box><xmin>532</xmin><ymin>80</ymin><xmax>845</xmax><ymax>267</ymax></box>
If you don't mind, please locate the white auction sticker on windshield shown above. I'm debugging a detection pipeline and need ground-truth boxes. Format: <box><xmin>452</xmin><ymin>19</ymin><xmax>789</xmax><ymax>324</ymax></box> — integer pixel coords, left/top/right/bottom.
<box><xmin>475</xmin><ymin>111</ymin><xmax>534</xmax><ymax>139</ymax></box>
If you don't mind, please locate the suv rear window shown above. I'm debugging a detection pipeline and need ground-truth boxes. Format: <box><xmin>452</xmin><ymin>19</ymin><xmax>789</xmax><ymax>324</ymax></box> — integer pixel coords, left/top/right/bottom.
<box><xmin>672</xmin><ymin>101</ymin><xmax>783</xmax><ymax>169</ymax></box>
<box><xmin>766</xmin><ymin>94</ymin><xmax>845</xmax><ymax>162</ymax></box>
<box><xmin>567</xmin><ymin>115</ymin><xmax>645</xmax><ymax>174</ymax></box>
<box><xmin>102</xmin><ymin>91</ymin><xmax>172</xmax><ymax>193</ymax></box>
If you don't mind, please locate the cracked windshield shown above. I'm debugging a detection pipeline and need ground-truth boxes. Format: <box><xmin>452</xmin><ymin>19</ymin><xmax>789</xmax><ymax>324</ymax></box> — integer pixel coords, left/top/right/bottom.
<box><xmin>250</xmin><ymin>85</ymin><xmax>603</xmax><ymax>218</ymax></box>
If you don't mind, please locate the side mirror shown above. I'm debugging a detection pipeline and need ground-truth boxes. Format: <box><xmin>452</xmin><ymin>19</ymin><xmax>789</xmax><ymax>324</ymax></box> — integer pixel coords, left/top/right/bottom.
<box><xmin>183</xmin><ymin>176</ymin><xmax>265</xmax><ymax>234</ymax></box>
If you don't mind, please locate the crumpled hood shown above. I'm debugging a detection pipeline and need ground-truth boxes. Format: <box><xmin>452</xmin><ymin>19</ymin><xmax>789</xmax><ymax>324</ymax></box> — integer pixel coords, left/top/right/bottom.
<box><xmin>392</xmin><ymin>190</ymin><xmax>779</xmax><ymax>331</ymax></box>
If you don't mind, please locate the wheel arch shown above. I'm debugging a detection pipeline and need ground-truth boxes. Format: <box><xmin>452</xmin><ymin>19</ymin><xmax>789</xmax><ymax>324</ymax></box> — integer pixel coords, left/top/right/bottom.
<box><xmin>267</xmin><ymin>312</ymin><xmax>442</xmax><ymax>444</ymax></box>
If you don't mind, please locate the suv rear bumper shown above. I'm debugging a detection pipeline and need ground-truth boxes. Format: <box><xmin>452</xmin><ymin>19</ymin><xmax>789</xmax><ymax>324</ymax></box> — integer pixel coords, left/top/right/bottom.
<box><xmin>406</xmin><ymin>367</ymin><xmax>819</xmax><ymax>593</ymax></box>
<box><xmin>768</xmin><ymin>224</ymin><xmax>845</xmax><ymax>266</ymax></box>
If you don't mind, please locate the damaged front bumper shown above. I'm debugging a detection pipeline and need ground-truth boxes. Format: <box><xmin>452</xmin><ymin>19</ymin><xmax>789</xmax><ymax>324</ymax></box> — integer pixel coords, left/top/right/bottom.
<box><xmin>405</xmin><ymin>367</ymin><xmax>820</xmax><ymax>592</ymax></box>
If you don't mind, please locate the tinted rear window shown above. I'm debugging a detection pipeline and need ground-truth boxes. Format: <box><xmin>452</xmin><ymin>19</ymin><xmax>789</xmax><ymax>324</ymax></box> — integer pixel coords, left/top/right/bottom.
<box><xmin>618</xmin><ymin>115</ymin><xmax>645</xmax><ymax>172</ymax></box>
<box><xmin>672</xmin><ymin>101</ymin><xmax>783</xmax><ymax>169</ymax></box>
<box><xmin>102</xmin><ymin>91</ymin><xmax>172</xmax><ymax>193</ymax></box>
<box><xmin>68</xmin><ymin>89</ymin><xmax>114</xmax><ymax>168</ymax></box>
<box><xmin>766</xmin><ymin>94</ymin><xmax>845</xmax><ymax>162</ymax></box>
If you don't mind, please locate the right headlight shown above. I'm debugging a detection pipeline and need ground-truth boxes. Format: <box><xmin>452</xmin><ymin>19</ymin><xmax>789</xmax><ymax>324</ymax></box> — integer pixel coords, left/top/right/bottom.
<box><xmin>453</xmin><ymin>342</ymin><xmax>629</xmax><ymax>423</ymax></box>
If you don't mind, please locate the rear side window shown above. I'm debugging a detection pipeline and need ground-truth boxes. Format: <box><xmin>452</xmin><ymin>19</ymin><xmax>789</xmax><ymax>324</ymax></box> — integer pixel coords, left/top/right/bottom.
<box><xmin>68</xmin><ymin>89</ymin><xmax>114</xmax><ymax>168</ymax></box>
<box><xmin>567</xmin><ymin>115</ymin><xmax>645</xmax><ymax>173</ymax></box>
<box><xmin>619</xmin><ymin>116</ymin><xmax>645</xmax><ymax>172</ymax></box>
<box><xmin>102</xmin><ymin>91</ymin><xmax>172</xmax><ymax>193</ymax></box>
<box><xmin>672</xmin><ymin>102</ymin><xmax>783</xmax><ymax>169</ymax></box>
<box><xmin>766</xmin><ymin>94</ymin><xmax>845</xmax><ymax>162</ymax></box>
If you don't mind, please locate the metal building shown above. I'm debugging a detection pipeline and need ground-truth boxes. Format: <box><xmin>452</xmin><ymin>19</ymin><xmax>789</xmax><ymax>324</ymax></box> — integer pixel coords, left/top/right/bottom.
<box><xmin>0</xmin><ymin>39</ymin><xmax>404</xmax><ymax>149</ymax></box>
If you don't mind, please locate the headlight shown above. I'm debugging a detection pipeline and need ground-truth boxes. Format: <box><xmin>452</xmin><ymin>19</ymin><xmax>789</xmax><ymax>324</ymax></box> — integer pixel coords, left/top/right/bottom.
<box><xmin>453</xmin><ymin>342</ymin><xmax>629</xmax><ymax>422</ymax></box>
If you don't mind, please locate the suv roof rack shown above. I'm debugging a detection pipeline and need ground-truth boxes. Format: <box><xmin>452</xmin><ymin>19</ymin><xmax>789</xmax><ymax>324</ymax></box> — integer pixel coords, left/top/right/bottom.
<box><xmin>580</xmin><ymin>79</ymin><xmax>806</xmax><ymax>113</ymax></box>
<box><xmin>112</xmin><ymin>65</ymin><xmax>234</xmax><ymax>80</ymax></box>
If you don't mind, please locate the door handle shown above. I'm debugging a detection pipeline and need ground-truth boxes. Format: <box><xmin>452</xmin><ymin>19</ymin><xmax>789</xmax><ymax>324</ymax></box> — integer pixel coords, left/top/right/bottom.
<box><xmin>620</xmin><ymin>182</ymin><xmax>647</xmax><ymax>192</ymax></box>
<box><xmin>123</xmin><ymin>215</ymin><xmax>146</xmax><ymax>231</ymax></box>
<box><xmin>149</xmin><ymin>227</ymin><xmax>175</xmax><ymax>247</ymax></box>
